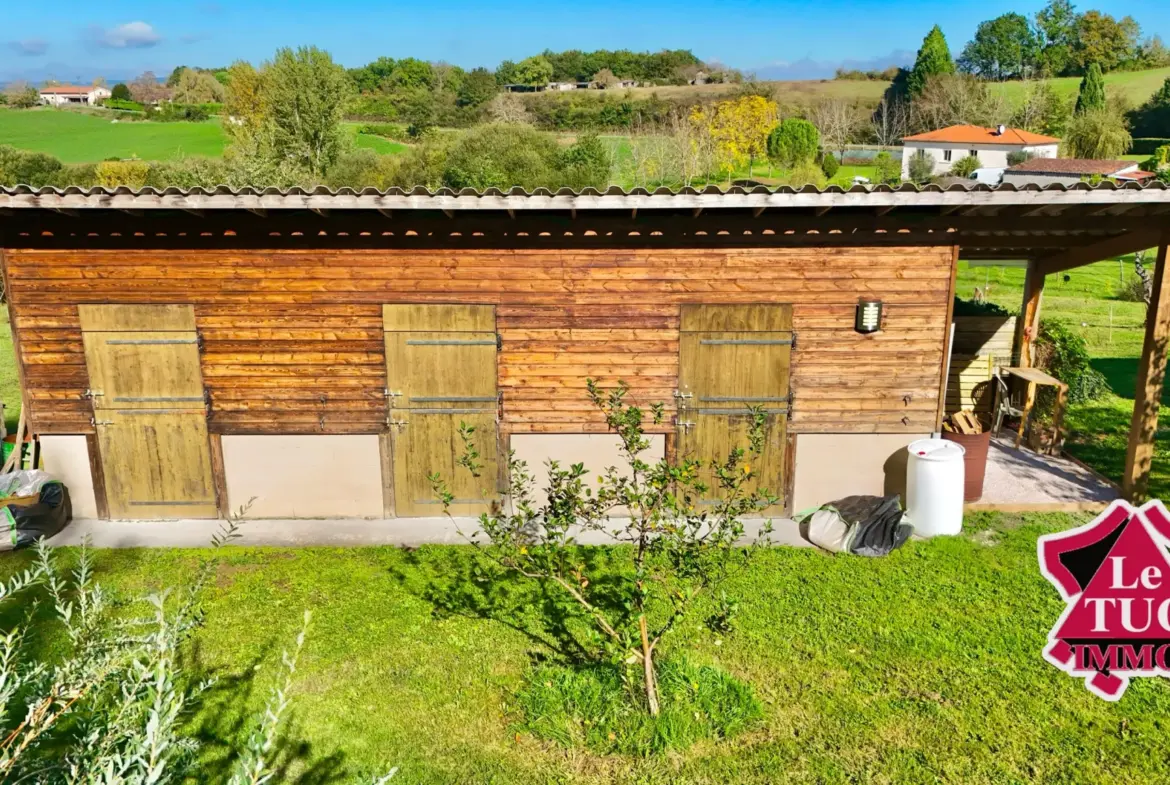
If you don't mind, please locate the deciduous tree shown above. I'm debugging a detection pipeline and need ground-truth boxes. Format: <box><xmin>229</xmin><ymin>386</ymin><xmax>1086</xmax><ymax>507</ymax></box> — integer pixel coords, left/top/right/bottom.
<box><xmin>958</xmin><ymin>13</ymin><xmax>1038</xmax><ymax>80</ymax></box>
<box><xmin>129</xmin><ymin>71</ymin><xmax>169</xmax><ymax>104</ymax></box>
<box><xmin>514</xmin><ymin>55</ymin><xmax>554</xmax><ymax>87</ymax></box>
<box><xmin>262</xmin><ymin>47</ymin><xmax>351</xmax><ymax>176</ymax></box>
<box><xmin>698</xmin><ymin>95</ymin><xmax>778</xmax><ymax>179</ymax></box>
<box><xmin>767</xmin><ymin>118</ymin><xmax>819</xmax><ymax>167</ymax></box>
<box><xmin>808</xmin><ymin>98</ymin><xmax>864</xmax><ymax>165</ymax></box>
<box><xmin>457</xmin><ymin>67</ymin><xmax>498</xmax><ymax>107</ymax></box>
<box><xmin>912</xmin><ymin>73</ymin><xmax>1007</xmax><ymax>131</ymax></box>
<box><xmin>1063</xmin><ymin>106</ymin><xmax>1132</xmax><ymax>158</ymax></box>
<box><xmin>1035</xmin><ymin>0</ymin><xmax>1079</xmax><ymax>76</ymax></box>
<box><xmin>172</xmin><ymin>67</ymin><xmax>225</xmax><ymax>104</ymax></box>
<box><xmin>1129</xmin><ymin>77</ymin><xmax>1170</xmax><ymax>138</ymax></box>
<box><xmin>1074</xmin><ymin>11</ymin><xmax>1139</xmax><ymax>72</ymax></box>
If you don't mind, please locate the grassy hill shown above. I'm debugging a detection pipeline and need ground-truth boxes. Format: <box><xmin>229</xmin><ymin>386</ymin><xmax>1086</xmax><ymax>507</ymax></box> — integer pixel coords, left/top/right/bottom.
<box><xmin>992</xmin><ymin>65</ymin><xmax>1170</xmax><ymax>107</ymax></box>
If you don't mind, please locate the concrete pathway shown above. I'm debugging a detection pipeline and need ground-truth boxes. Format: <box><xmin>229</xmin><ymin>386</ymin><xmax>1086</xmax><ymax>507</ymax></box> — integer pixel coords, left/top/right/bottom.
<box><xmin>46</xmin><ymin>516</ymin><xmax>809</xmax><ymax>549</ymax></box>
<box><xmin>973</xmin><ymin>436</ymin><xmax>1118</xmax><ymax>509</ymax></box>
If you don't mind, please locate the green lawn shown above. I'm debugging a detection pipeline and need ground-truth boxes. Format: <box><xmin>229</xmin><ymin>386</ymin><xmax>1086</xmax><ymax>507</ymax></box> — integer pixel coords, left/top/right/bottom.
<box><xmin>3</xmin><ymin>512</ymin><xmax>1168</xmax><ymax>783</ymax></box>
<box><xmin>0</xmin><ymin>108</ymin><xmax>408</xmax><ymax>163</ymax></box>
<box><xmin>956</xmin><ymin>258</ymin><xmax>1169</xmax><ymax>497</ymax></box>
<box><xmin>0</xmin><ymin>108</ymin><xmax>226</xmax><ymax>162</ymax></box>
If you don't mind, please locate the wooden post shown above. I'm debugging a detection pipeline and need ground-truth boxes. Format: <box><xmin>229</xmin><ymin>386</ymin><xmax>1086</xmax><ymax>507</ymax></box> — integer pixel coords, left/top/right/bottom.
<box><xmin>1123</xmin><ymin>241</ymin><xmax>1170</xmax><ymax>502</ymax></box>
<box><xmin>1016</xmin><ymin>262</ymin><xmax>1045</xmax><ymax>368</ymax></box>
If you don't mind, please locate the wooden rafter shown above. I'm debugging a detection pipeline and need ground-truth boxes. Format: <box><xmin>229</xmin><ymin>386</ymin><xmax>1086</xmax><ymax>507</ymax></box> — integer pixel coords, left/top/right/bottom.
<box><xmin>1035</xmin><ymin>229</ymin><xmax>1164</xmax><ymax>275</ymax></box>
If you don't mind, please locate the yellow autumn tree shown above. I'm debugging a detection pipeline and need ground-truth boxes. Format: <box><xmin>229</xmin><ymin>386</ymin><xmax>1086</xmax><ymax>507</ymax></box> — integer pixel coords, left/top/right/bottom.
<box><xmin>694</xmin><ymin>95</ymin><xmax>778</xmax><ymax>183</ymax></box>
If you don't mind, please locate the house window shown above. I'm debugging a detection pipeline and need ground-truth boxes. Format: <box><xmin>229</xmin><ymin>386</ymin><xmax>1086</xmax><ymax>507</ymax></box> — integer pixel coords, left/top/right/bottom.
<box><xmin>969</xmin><ymin>150</ymin><xmax>978</xmax><ymax>159</ymax></box>
<box><xmin>943</xmin><ymin>150</ymin><xmax>953</xmax><ymax>162</ymax></box>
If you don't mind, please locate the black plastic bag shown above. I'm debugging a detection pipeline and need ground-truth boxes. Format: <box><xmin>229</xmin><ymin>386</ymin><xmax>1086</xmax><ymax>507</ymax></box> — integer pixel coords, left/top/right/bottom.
<box><xmin>1</xmin><ymin>482</ymin><xmax>72</xmax><ymax>551</ymax></box>
<box><xmin>829</xmin><ymin>494</ymin><xmax>913</xmax><ymax>557</ymax></box>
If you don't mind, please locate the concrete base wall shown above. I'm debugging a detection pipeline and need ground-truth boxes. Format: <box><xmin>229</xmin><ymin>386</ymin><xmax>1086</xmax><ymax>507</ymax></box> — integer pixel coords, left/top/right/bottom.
<box><xmin>510</xmin><ymin>434</ymin><xmax>665</xmax><ymax>506</ymax></box>
<box><xmin>38</xmin><ymin>435</ymin><xmax>100</xmax><ymax>519</ymax></box>
<box><xmin>222</xmin><ymin>435</ymin><xmax>384</xmax><ymax>519</ymax></box>
<box><xmin>791</xmin><ymin>432</ymin><xmax>930</xmax><ymax>512</ymax></box>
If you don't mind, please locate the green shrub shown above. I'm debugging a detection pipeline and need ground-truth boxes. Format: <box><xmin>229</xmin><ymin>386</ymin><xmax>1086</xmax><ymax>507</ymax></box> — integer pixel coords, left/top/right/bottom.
<box><xmin>872</xmin><ymin>151</ymin><xmax>901</xmax><ymax>184</ymax></box>
<box><xmin>1006</xmin><ymin>150</ymin><xmax>1035</xmax><ymax>166</ymax></box>
<box><xmin>1115</xmin><ymin>276</ymin><xmax>1148</xmax><ymax>303</ymax></box>
<box><xmin>1035</xmin><ymin>318</ymin><xmax>1111</xmax><ymax>404</ymax></box>
<box><xmin>780</xmin><ymin>159</ymin><xmax>828</xmax><ymax>188</ymax></box>
<box><xmin>1141</xmin><ymin>144</ymin><xmax>1170</xmax><ymax>174</ymax></box>
<box><xmin>557</xmin><ymin>132</ymin><xmax>613</xmax><ymax>190</ymax></box>
<box><xmin>110</xmin><ymin>82</ymin><xmax>132</xmax><ymax>102</ymax></box>
<box><xmin>147</xmin><ymin>103</ymin><xmax>211</xmax><ymax>122</ymax></box>
<box><xmin>953</xmin><ymin>296</ymin><xmax>1011</xmax><ymax>316</ymax></box>
<box><xmin>766</xmin><ymin>118</ymin><xmax>819</xmax><ymax>167</ymax></box>
<box><xmin>819</xmin><ymin>151</ymin><xmax>839</xmax><ymax>178</ymax></box>
<box><xmin>0</xmin><ymin>145</ymin><xmax>64</xmax><ymax>187</ymax></box>
<box><xmin>95</xmin><ymin>160</ymin><xmax>151</xmax><ymax>189</ymax></box>
<box><xmin>441</xmin><ymin>123</ymin><xmax>562</xmax><ymax>190</ymax></box>
<box><xmin>907</xmin><ymin>149</ymin><xmax>935</xmax><ymax>184</ymax></box>
<box><xmin>950</xmin><ymin>154</ymin><xmax>981</xmax><ymax>178</ymax></box>
<box><xmin>515</xmin><ymin>659</ymin><xmax>763</xmax><ymax>755</ymax></box>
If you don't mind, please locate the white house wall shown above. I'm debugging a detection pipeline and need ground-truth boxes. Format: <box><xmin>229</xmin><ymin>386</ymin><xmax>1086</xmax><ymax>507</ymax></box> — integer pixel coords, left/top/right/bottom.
<box><xmin>901</xmin><ymin>142</ymin><xmax>1059</xmax><ymax>179</ymax></box>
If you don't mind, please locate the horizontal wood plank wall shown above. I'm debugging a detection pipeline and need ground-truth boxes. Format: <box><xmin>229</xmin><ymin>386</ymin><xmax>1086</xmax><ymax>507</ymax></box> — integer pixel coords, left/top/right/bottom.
<box><xmin>4</xmin><ymin>246</ymin><xmax>953</xmax><ymax>436</ymax></box>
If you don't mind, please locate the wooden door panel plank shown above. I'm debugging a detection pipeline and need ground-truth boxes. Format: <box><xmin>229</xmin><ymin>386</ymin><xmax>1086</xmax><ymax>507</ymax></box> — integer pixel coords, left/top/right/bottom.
<box><xmin>79</xmin><ymin>304</ymin><xmax>196</xmax><ymax>332</ymax></box>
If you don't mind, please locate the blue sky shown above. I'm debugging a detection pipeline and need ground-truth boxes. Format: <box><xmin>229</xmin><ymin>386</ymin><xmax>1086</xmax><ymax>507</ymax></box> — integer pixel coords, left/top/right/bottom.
<box><xmin>4</xmin><ymin>0</ymin><xmax>1169</xmax><ymax>83</ymax></box>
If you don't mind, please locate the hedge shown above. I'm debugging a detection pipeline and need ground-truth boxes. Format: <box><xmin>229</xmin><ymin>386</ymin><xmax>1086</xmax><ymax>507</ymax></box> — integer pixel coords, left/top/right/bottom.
<box><xmin>1130</xmin><ymin>138</ymin><xmax>1170</xmax><ymax>155</ymax></box>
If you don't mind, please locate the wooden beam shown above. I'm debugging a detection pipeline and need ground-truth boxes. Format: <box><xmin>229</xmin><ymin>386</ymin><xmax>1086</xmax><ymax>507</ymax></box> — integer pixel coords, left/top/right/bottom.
<box><xmin>441</xmin><ymin>209</ymin><xmax>454</xmax><ymax>219</ymax></box>
<box><xmin>309</xmin><ymin>207</ymin><xmax>330</xmax><ymax>218</ymax></box>
<box><xmin>692</xmin><ymin>207</ymin><xmax>703</xmax><ymax>218</ymax></box>
<box><xmin>875</xmin><ymin>205</ymin><xmax>894</xmax><ymax>217</ymax></box>
<box><xmin>1036</xmin><ymin>229</ymin><xmax>1163</xmax><ymax>275</ymax></box>
<box><xmin>1122</xmin><ymin>240</ymin><xmax>1170</xmax><ymax>502</ymax></box>
<box><xmin>752</xmin><ymin>206</ymin><xmax>766</xmax><ymax>217</ymax></box>
<box><xmin>814</xmin><ymin>205</ymin><xmax>832</xmax><ymax>217</ymax></box>
<box><xmin>179</xmin><ymin>208</ymin><xmax>204</xmax><ymax>218</ymax></box>
<box><xmin>246</xmin><ymin>207</ymin><xmax>267</xmax><ymax>218</ymax></box>
<box><xmin>936</xmin><ymin>246</ymin><xmax>960</xmax><ymax>431</ymax></box>
<box><xmin>377</xmin><ymin>208</ymin><xmax>392</xmax><ymax>219</ymax></box>
<box><xmin>1016</xmin><ymin>261</ymin><xmax>1045</xmax><ymax>367</ymax></box>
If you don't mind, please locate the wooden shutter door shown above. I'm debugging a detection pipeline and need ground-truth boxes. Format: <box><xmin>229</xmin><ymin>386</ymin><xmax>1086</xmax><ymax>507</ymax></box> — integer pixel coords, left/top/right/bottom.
<box><xmin>677</xmin><ymin>304</ymin><xmax>792</xmax><ymax>514</ymax></box>
<box><xmin>383</xmin><ymin>305</ymin><xmax>500</xmax><ymax>516</ymax></box>
<box><xmin>80</xmin><ymin>305</ymin><xmax>216</xmax><ymax>519</ymax></box>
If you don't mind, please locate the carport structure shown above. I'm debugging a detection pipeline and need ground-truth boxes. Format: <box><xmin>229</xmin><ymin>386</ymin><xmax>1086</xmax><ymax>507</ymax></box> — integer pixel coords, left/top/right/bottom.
<box><xmin>0</xmin><ymin>181</ymin><xmax>1166</xmax><ymax>524</ymax></box>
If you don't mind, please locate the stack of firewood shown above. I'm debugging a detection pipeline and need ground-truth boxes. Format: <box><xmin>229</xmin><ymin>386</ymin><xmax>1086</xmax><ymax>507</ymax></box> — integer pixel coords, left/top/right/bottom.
<box><xmin>943</xmin><ymin>409</ymin><xmax>984</xmax><ymax>435</ymax></box>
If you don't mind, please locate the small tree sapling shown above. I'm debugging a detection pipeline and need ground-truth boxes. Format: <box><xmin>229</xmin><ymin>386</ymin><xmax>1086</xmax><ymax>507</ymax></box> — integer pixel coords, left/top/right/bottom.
<box><xmin>432</xmin><ymin>381</ymin><xmax>776</xmax><ymax>716</ymax></box>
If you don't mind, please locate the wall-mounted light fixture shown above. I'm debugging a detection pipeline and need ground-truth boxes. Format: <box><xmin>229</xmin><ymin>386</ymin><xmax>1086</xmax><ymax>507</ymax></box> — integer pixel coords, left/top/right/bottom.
<box><xmin>855</xmin><ymin>298</ymin><xmax>883</xmax><ymax>333</ymax></box>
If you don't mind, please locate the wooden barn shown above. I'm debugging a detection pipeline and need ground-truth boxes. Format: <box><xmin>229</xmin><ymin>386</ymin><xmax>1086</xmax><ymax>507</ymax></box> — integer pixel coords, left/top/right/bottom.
<box><xmin>0</xmin><ymin>184</ymin><xmax>1167</xmax><ymax>523</ymax></box>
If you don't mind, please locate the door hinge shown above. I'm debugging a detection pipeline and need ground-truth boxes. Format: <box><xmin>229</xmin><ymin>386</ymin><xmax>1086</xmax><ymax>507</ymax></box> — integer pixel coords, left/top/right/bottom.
<box><xmin>496</xmin><ymin>333</ymin><xmax>503</xmax><ymax>350</ymax></box>
<box><xmin>676</xmin><ymin>419</ymin><xmax>695</xmax><ymax>433</ymax></box>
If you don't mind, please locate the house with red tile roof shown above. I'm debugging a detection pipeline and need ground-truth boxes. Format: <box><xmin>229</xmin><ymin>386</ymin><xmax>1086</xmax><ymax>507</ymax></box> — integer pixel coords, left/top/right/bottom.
<box><xmin>901</xmin><ymin>124</ymin><xmax>1060</xmax><ymax>180</ymax></box>
<box><xmin>38</xmin><ymin>85</ymin><xmax>112</xmax><ymax>107</ymax></box>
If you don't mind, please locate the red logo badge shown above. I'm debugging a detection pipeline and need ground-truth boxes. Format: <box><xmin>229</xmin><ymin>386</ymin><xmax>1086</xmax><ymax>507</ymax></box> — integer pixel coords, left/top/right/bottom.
<box><xmin>1039</xmin><ymin>500</ymin><xmax>1170</xmax><ymax>700</ymax></box>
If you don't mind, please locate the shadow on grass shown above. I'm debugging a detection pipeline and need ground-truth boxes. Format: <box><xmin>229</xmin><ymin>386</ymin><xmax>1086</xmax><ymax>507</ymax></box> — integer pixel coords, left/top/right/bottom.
<box><xmin>391</xmin><ymin>545</ymin><xmax>631</xmax><ymax>667</ymax></box>
<box><xmin>187</xmin><ymin>638</ymin><xmax>352</xmax><ymax>784</ymax></box>
<box><xmin>0</xmin><ymin>547</ymin><xmax>356</xmax><ymax>784</ymax></box>
<box><xmin>1092</xmin><ymin>357</ymin><xmax>1170</xmax><ymax>403</ymax></box>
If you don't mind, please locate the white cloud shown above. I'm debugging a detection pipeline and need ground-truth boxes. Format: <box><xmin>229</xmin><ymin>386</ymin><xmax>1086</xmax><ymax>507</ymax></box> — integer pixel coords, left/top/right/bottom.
<box><xmin>88</xmin><ymin>21</ymin><xmax>161</xmax><ymax>50</ymax></box>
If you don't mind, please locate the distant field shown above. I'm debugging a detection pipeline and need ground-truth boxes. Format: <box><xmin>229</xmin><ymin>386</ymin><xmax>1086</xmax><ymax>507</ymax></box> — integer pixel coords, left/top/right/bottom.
<box><xmin>0</xmin><ymin>108</ymin><xmax>225</xmax><ymax>162</ymax></box>
<box><xmin>0</xmin><ymin>108</ymin><xmax>408</xmax><ymax>163</ymax></box>
<box><xmin>622</xmin><ymin>78</ymin><xmax>890</xmax><ymax>106</ymax></box>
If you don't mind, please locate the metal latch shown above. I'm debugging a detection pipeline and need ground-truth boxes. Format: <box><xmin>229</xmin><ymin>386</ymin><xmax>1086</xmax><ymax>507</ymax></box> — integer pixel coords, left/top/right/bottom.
<box><xmin>677</xmin><ymin>420</ymin><xmax>695</xmax><ymax>433</ymax></box>
<box><xmin>91</xmin><ymin>416</ymin><xmax>114</xmax><ymax>426</ymax></box>
<box><xmin>83</xmin><ymin>388</ymin><xmax>105</xmax><ymax>400</ymax></box>
<box><xmin>388</xmin><ymin>419</ymin><xmax>408</xmax><ymax>430</ymax></box>
<box><xmin>672</xmin><ymin>390</ymin><xmax>693</xmax><ymax>400</ymax></box>
<box><xmin>384</xmin><ymin>389</ymin><xmax>402</xmax><ymax>399</ymax></box>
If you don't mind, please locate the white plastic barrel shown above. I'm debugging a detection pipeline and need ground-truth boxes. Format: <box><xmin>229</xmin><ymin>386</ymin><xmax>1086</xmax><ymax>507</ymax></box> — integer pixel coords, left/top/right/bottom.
<box><xmin>906</xmin><ymin>439</ymin><xmax>966</xmax><ymax>537</ymax></box>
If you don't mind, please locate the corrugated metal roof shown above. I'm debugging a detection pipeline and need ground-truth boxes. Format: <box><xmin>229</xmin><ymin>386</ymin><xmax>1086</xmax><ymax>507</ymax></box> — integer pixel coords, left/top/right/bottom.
<box><xmin>0</xmin><ymin>179</ymin><xmax>1166</xmax><ymax>212</ymax></box>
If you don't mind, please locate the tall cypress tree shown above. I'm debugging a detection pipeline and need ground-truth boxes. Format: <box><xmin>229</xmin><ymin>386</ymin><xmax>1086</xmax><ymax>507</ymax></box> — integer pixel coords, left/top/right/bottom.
<box><xmin>908</xmin><ymin>26</ymin><xmax>956</xmax><ymax>97</ymax></box>
<box><xmin>1075</xmin><ymin>63</ymin><xmax>1106</xmax><ymax>114</ymax></box>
